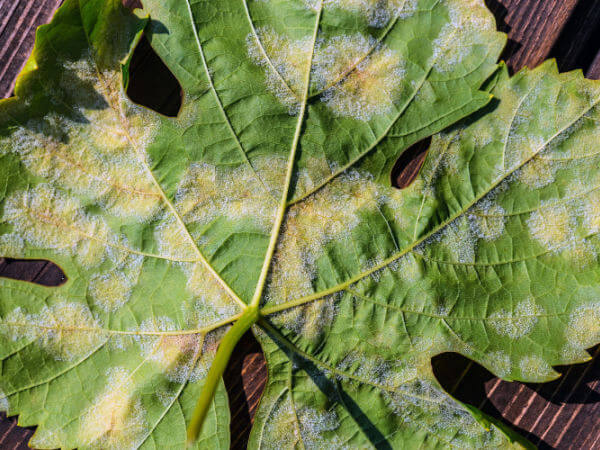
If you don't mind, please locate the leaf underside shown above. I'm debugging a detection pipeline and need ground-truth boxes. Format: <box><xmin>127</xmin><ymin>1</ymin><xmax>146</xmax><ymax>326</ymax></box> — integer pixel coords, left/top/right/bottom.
<box><xmin>0</xmin><ymin>0</ymin><xmax>598</xmax><ymax>449</ymax></box>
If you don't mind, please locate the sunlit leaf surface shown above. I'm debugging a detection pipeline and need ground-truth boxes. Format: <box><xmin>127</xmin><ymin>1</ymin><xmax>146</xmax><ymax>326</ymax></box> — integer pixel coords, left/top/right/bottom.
<box><xmin>1</xmin><ymin>0</ymin><xmax>598</xmax><ymax>448</ymax></box>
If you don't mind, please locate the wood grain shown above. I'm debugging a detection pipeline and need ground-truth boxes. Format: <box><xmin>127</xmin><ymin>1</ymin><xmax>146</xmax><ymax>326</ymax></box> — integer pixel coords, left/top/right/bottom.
<box><xmin>1</xmin><ymin>1</ymin><xmax>600</xmax><ymax>449</ymax></box>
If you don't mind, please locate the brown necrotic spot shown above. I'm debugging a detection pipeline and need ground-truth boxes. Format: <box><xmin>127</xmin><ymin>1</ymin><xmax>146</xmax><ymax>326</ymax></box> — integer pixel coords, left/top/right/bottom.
<box><xmin>125</xmin><ymin>34</ymin><xmax>182</xmax><ymax>117</ymax></box>
<box><xmin>391</xmin><ymin>137</ymin><xmax>431</xmax><ymax>189</ymax></box>
<box><xmin>0</xmin><ymin>258</ymin><xmax>66</xmax><ymax>286</ymax></box>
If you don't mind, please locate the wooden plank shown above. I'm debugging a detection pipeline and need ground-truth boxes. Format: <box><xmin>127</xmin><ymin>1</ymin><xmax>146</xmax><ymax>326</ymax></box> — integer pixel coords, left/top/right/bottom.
<box><xmin>485</xmin><ymin>0</ymin><xmax>580</xmax><ymax>72</ymax></box>
<box><xmin>1</xmin><ymin>1</ymin><xmax>600</xmax><ymax>449</ymax></box>
<box><xmin>0</xmin><ymin>0</ymin><xmax>61</xmax><ymax>97</ymax></box>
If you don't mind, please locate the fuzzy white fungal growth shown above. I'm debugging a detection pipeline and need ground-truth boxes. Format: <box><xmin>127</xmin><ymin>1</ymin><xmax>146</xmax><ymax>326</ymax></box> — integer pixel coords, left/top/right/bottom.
<box><xmin>324</xmin><ymin>0</ymin><xmax>418</xmax><ymax>27</ymax></box>
<box><xmin>172</xmin><ymin>159</ymin><xmax>280</xmax><ymax>236</ymax></box>
<box><xmin>318</xmin><ymin>36</ymin><xmax>405</xmax><ymax>121</ymax></box>
<box><xmin>527</xmin><ymin>202</ymin><xmax>573</xmax><ymax>250</ymax></box>
<box><xmin>246</xmin><ymin>27</ymin><xmax>311</xmax><ymax>114</ymax></box>
<box><xmin>519</xmin><ymin>355</ymin><xmax>554</xmax><ymax>381</ymax></box>
<box><xmin>1</xmin><ymin>301</ymin><xmax>106</xmax><ymax>361</ymax></box>
<box><xmin>487</xmin><ymin>351</ymin><xmax>511</xmax><ymax>378</ymax></box>
<box><xmin>564</xmin><ymin>302</ymin><xmax>600</xmax><ymax>349</ymax></box>
<box><xmin>432</xmin><ymin>0</ymin><xmax>495</xmax><ymax>73</ymax></box>
<box><xmin>138</xmin><ymin>317</ymin><xmax>202</xmax><ymax>383</ymax></box>
<box><xmin>489</xmin><ymin>298</ymin><xmax>544</xmax><ymax>339</ymax></box>
<box><xmin>79</xmin><ymin>367</ymin><xmax>147</xmax><ymax>449</ymax></box>
<box><xmin>267</xmin><ymin>169</ymin><xmax>384</xmax><ymax>304</ymax></box>
<box><xmin>468</xmin><ymin>199</ymin><xmax>506</xmax><ymax>241</ymax></box>
<box><xmin>517</xmin><ymin>156</ymin><xmax>556</xmax><ymax>189</ymax></box>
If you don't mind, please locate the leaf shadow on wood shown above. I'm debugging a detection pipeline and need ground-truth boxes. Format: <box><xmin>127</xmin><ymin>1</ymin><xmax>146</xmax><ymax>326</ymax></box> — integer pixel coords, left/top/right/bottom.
<box><xmin>548</xmin><ymin>0</ymin><xmax>600</xmax><ymax>76</ymax></box>
<box><xmin>484</xmin><ymin>0</ymin><xmax>522</xmax><ymax>71</ymax></box>
<box><xmin>432</xmin><ymin>345</ymin><xmax>600</xmax><ymax>450</ymax></box>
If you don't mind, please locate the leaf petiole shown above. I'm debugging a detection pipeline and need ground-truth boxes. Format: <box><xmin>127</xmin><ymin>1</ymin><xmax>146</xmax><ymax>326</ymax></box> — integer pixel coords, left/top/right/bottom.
<box><xmin>186</xmin><ymin>305</ymin><xmax>260</xmax><ymax>447</ymax></box>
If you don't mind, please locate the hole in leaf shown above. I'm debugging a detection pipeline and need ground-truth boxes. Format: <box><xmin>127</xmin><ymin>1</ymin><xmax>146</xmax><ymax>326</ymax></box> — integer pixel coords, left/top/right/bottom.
<box><xmin>126</xmin><ymin>34</ymin><xmax>183</xmax><ymax>117</ymax></box>
<box><xmin>390</xmin><ymin>137</ymin><xmax>431</xmax><ymax>189</ymax></box>
<box><xmin>0</xmin><ymin>258</ymin><xmax>66</xmax><ymax>286</ymax></box>
<box><xmin>223</xmin><ymin>331</ymin><xmax>267</xmax><ymax>449</ymax></box>
<box><xmin>432</xmin><ymin>348</ymin><xmax>600</xmax><ymax>449</ymax></box>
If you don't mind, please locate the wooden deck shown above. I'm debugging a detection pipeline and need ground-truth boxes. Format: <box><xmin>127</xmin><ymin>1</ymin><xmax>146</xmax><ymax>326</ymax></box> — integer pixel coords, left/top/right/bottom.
<box><xmin>1</xmin><ymin>0</ymin><xmax>599</xmax><ymax>448</ymax></box>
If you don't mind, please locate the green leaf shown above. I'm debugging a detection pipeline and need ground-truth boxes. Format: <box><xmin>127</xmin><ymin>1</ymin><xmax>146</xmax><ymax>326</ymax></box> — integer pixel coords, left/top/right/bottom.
<box><xmin>2</xmin><ymin>0</ymin><xmax>599</xmax><ymax>448</ymax></box>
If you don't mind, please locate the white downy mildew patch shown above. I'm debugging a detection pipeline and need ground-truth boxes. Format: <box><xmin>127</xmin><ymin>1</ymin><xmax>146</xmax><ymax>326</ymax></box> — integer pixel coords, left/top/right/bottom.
<box><xmin>137</xmin><ymin>317</ymin><xmax>202</xmax><ymax>383</ymax></box>
<box><xmin>336</xmin><ymin>351</ymin><xmax>417</xmax><ymax>387</ymax></box>
<box><xmin>6</xmin><ymin>55</ymin><xmax>164</xmax><ymax>223</ymax></box>
<box><xmin>170</xmin><ymin>159</ymin><xmax>281</xmax><ymax>236</ymax></box>
<box><xmin>316</xmin><ymin>35</ymin><xmax>406</xmax><ymax>121</ymax></box>
<box><xmin>488</xmin><ymin>298</ymin><xmax>544</xmax><ymax>339</ymax></box>
<box><xmin>416</xmin><ymin>215</ymin><xmax>476</xmax><ymax>264</ymax></box>
<box><xmin>0</xmin><ymin>390</ymin><xmax>9</xmax><ymax>411</ymax></box>
<box><xmin>468</xmin><ymin>199</ymin><xmax>506</xmax><ymax>241</ymax></box>
<box><xmin>517</xmin><ymin>156</ymin><xmax>556</xmax><ymax>189</ymax></box>
<box><xmin>154</xmin><ymin>219</ymin><xmax>198</xmax><ymax>262</ymax></box>
<box><xmin>527</xmin><ymin>201</ymin><xmax>573</xmax><ymax>251</ymax></box>
<box><xmin>0</xmin><ymin>301</ymin><xmax>105</xmax><ymax>361</ymax></box>
<box><xmin>432</xmin><ymin>0</ymin><xmax>495</xmax><ymax>73</ymax></box>
<box><xmin>323</xmin><ymin>0</ymin><xmax>418</xmax><ymax>28</ymax></box>
<box><xmin>0</xmin><ymin>184</ymin><xmax>144</xmax><ymax>269</ymax></box>
<box><xmin>383</xmin><ymin>378</ymin><xmax>503</xmax><ymax>446</ymax></box>
<box><xmin>0</xmin><ymin>233</ymin><xmax>25</xmax><ymax>257</ymax></box>
<box><xmin>297</xmin><ymin>407</ymin><xmax>345</xmax><ymax>449</ymax></box>
<box><xmin>79</xmin><ymin>367</ymin><xmax>146</xmax><ymax>449</ymax></box>
<box><xmin>564</xmin><ymin>302</ymin><xmax>600</xmax><ymax>350</ymax></box>
<box><xmin>519</xmin><ymin>355</ymin><xmax>554</xmax><ymax>381</ymax></box>
<box><xmin>89</xmin><ymin>269</ymin><xmax>137</xmax><ymax>313</ymax></box>
<box><xmin>267</xmin><ymin>169</ymin><xmax>385</xmax><ymax>304</ymax></box>
<box><xmin>582</xmin><ymin>189</ymin><xmax>600</xmax><ymax>234</ymax></box>
<box><xmin>486</xmin><ymin>350</ymin><xmax>511</xmax><ymax>378</ymax></box>
<box><xmin>246</xmin><ymin>27</ymin><xmax>312</xmax><ymax>114</ymax></box>
<box><xmin>260</xmin><ymin>396</ymin><xmax>301</xmax><ymax>449</ymax></box>
<box><xmin>179</xmin><ymin>262</ymin><xmax>242</xmax><ymax>326</ymax></box>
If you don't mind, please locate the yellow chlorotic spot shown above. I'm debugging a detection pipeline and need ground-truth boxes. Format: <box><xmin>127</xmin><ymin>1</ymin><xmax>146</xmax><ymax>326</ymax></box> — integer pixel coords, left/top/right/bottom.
<box><xmin>79</xmin><ymin>367</ymin><xmax>146</xmax><ymax>449</ymax></box>
<box><xmin>488</xmin><ymin>298</ymin><xmax>544</xmax><ymax>339</ymax></box>
<box><xmin>487</xmin><ymin>351</ymin><xmax>511</xmax><ymax>378</ymax></box>
<box><xmin>468</xmin><ymin>200</ymin><xmax>506</xmax><ymax>241</ymax></box>
<box><xmin>1</xmin><ymin>301</ymin><xmax>105</xmax><ymax>361</ymax></box>
<box><xmin>318</xmin><ymin>35</ymin><xmax>405</xmax><ymax>121</ymax></box>
<box><xmin>565</xmin><ymin>303</ymin><xmax>600</xmax><ymax>349</ymax></box>
<box><xmin>89</xmin><ymin>272</ymin><xmax>134</xmax><ymax>312</ymax></box>
<box><xmin>518</xmin><ymin>156</ymin><xmax>555</xmax><ymax>189</ymax></box>
<box><xmin>433</xmin><ymin>0</ymin><xmax>495</xmax><ymax>73</ymax></box>
<box><xmin>0</xmin><ymin>184</ymin><xmax>139</xmax><ymax>269</ymax></box>
<box><xmin>173</xmin><ymin>159</ymin><xmax>279</xmax><ymax>235</ymax></box>
<box><xmin>8</xmin><ymin>70</ymin><xmax>163</xmax><ymax>223</ymax></box>
<box><xmin>324</xmin><ymin>0</ymin><xmax>416</xmax><ymax>27</ymax></box>
<box><xmin>519</xmin><ymin>355</ymin><xmax>555</xmax><ymax>382</ymax></box>
<box><xmin>0</xmin><ymin>234</ymin><xmax>25</xmax><ymax>257</ymax></box>
<box><xmin>583</xmin><ymin>190</ymin><xmax>600</xmax><ymax>234</ymax></box>
<box><xmin>527</xmin><ymin>202</ymin><xmax>573</xmax><ymax>250</ymax></box>
<box><xmin>139</xmin><ymin>317</ymin><xmax>202</xmax><ymax>383</ymax></box>
<box><xmin>246</xmin><ymin>27</ymin><xmax>312</xmax><ymax>113</ymax></box>
<box><xmin>561</xmin><ymin>239</ymin><xmax>597</xmax><ymax>268</ymax></box>
<box><xmin>154</xmin><ymin>219</ymin><xmax>198</xmax><ymax>262</ymax></box>
<box><xmin>268</xmin><ymin>170</ymin><xmax>383</xmax><ymax>304</ymax></box>
<box><xmin>181</xmin><ymin>263</ymin><xmax>241</xmax><ymax>320</ymax></box>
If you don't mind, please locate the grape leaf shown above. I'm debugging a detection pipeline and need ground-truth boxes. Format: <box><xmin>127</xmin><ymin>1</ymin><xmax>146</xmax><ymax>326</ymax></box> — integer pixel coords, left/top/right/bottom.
<box><xmin>1</xmin><ymin>0</ymin><xmax>598</xmax><ymax>449</ymax></box>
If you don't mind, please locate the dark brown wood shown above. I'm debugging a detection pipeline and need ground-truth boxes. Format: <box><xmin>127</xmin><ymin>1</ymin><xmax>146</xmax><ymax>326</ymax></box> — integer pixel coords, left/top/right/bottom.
<box><xmin>0</xmin><ymin>0</ymin><xmax>61</xmax><ymax>97</ymax></box>
<box><xmin>485</xmin><ymin>0</ymin><xmax>580</xmax><ymax>73</ymax></box>
<box><xmin>1</xmin><ymin>1</ymin><xmax>600</xmax><ymax>449</ymax></box>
